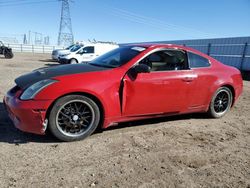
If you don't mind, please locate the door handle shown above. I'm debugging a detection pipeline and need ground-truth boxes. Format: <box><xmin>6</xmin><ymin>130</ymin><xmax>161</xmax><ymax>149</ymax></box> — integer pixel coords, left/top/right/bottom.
<box><xmin>182</xmin><ymin>75</ymin><xmax>197</xmax><ymax>82</ymax></box>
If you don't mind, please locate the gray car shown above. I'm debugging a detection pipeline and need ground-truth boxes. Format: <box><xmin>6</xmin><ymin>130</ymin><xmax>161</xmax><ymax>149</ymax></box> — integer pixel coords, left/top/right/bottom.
<box><xmin>51</xmin><ymin>44</ymin><xmax>75</xmax><ymax>61</ymax></box>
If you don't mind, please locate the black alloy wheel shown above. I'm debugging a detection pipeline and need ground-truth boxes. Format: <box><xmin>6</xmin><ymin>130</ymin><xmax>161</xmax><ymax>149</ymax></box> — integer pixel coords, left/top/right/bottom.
<box><xmin>207</xmin><ymin>87</ymin><xmax>233</xmax><ymax>118</ymax></box>
<box><xmin>49</xmin><ymin>95</ymin><xmax>100</xmax><ymax>141</ymax></box>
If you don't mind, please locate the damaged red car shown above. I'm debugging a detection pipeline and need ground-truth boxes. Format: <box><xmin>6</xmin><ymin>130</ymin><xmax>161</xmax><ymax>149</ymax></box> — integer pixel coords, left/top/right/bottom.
<box><xmin>4</xmin><ymin>44</ymin><xmax>243</xmax><ymax>141</ymax></box>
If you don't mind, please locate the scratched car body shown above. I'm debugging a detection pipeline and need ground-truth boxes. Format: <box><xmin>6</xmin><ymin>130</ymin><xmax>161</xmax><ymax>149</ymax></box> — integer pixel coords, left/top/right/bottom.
<box><xmin>3</xmin><ymin>44</ymin><xmax>243</xmax><ymax>141</ymax></box>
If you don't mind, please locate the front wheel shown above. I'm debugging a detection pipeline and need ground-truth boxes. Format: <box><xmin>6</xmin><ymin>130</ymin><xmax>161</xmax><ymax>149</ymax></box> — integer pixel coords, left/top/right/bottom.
<box><xmin>48</xmin><ymin>95</ymin><xmax>100</xmax><ymax>141</ymax></box>
<box><xmin>207</xmin><ymin>87</ymin><xmax>233</xmax><ymax>118</ymax></box>
<box><xmin>70</xmin><ymin>58</ymin><xmax>78</xmax><ymax>64</ymax></box>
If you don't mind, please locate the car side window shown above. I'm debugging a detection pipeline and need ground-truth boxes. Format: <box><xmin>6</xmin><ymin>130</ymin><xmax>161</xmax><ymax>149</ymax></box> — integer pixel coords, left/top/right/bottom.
<box><xmin>188</xmin><ymin>52</ymin><xmax>210</xmax><ymax>68</ymax></box>
<box><xmin>139</xmin><ymin>50</ymin><xmax>188</xmax><ymax>71</ymax></box>
<box><xmin>80</xmin><ymin>46</ymin><xmax>95</xmax><ymax>54</ymax></box>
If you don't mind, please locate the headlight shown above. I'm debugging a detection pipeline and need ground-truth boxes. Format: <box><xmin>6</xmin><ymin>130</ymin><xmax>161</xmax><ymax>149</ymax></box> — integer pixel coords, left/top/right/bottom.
<box><xmin>20</xmin><ymin>79</ymin><xmax>57</xmax><ymax>100</ymax></box>
<box><xmin>60</xmin><ymin>53</ymin><xmax>70</xmax><ymax>57</ymax></box>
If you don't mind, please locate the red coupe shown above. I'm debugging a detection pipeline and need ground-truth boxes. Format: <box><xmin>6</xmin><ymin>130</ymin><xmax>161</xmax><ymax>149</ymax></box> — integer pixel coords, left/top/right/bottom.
<box><xmin>4</xmin><ymin>44</ymin><xmax>243</xmax><ymax>141</ymax></box>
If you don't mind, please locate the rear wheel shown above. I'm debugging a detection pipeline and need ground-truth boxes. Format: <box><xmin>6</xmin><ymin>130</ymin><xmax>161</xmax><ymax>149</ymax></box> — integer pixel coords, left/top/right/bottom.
<box><xmin>70</xmin><ymin>58</ymin><xmax>78</xmax><ymax>64</ymax></box>
<box><xmin>48</xmin><ymin>95</ymin><xmax>100</xmax><ymax>141</ymax></box>
<box><xmin>4</xmin><ymin>50</ymin><xmax>13</xmax><ymax>59</ymax></box>
<box><xmin>207</xmin><ymin>87</ymin><xmax>233</xmax><ymax>118</ymax></box>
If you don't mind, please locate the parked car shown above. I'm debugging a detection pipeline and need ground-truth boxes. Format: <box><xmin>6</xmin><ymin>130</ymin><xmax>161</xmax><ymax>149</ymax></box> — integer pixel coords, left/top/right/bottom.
<box><xmin>0</xmin><ymin>41</ymin><xmax>14</xmax><ymax>59</ymax></box>
<box><xmin>58</xmin><ymin>43</ymin><xmax>119</xmax><ymax>64</ymax></box>
<box><xmin>4</xmin><ymin>44</ymin><xmax>243</xmax><ymax>141</ymax></box>
<box><xmin>51</xmin><ymin>44</ymin><xmax>76</xmax><ymax>60</ymax></box>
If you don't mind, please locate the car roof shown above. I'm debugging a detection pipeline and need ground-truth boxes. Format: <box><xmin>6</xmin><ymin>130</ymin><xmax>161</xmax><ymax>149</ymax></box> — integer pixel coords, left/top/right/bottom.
<box><xmin>125</xmin><ymin>43</ymin><xmax>183</xmax><ymax>48</ymax></box>
<box><xmin>124</xmin><ymin>43</ymin><xmax>193</xmax><ymax>52</ymax></box>
<box><xmin>124</xmin><ymin>43</ymin><xmax>214</xmax><ymax>62</ymax></box>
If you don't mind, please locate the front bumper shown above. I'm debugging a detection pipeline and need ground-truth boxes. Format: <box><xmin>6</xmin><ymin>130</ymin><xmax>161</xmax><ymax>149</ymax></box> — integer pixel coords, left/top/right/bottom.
<box><xmin>52</xmin><ymin>54</ymin><xmax>59</xmax><ymax>60</ymax></box>
<box><xmin>3</xmin><ymin>88</ymin><xmax>53</xmax><ymax>135</ymax></box>
<box><xmin>58</xmin><ymin>57</ymin><xmax>70</xmax><ymax>64</ymax></box>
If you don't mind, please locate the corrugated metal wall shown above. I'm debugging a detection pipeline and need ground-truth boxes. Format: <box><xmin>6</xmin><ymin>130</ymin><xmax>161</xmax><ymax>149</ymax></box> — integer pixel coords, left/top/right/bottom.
<box><xmin>126</xmin><ymin>37</ymin><xmax>250</xmax><ymax>71</ymax></box>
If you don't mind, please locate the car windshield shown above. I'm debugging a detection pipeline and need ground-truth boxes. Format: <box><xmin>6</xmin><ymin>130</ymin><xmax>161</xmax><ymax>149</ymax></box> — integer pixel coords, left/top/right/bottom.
<box><xmin>89</xmin><ymin>46</ymin><xmax>146</xmax><ymax>68</ymax></box>
<box><xmin>70</xmin><ymin>45</ymin><xmax>82</xmax><ymax>52</ymax></box>
<box><xmin>65</xmin><ymin>44</ymin><xmax>75</xmax><ymax>50</ymax></box>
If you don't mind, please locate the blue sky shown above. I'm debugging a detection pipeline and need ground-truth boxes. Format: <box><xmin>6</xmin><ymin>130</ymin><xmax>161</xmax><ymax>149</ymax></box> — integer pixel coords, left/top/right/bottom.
<box><xmin>0</xmin><ymin>0</ymin><xmax>249</xmax><ymax>45</ymax></box>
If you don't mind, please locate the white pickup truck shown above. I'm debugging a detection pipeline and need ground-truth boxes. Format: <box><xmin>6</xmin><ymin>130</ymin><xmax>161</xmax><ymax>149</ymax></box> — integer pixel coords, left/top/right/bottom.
<box><xmin>58</xmin><ymin>43</ymin><xmax>119</xmax><ymax>64</ymax></box>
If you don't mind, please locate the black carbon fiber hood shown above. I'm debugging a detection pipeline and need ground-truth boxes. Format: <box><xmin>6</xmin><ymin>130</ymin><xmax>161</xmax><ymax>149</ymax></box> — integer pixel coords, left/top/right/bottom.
<box><xmin>15</xmin><ymin>63</ymin><xmax>108</xmax><ymax>89</ymax></box>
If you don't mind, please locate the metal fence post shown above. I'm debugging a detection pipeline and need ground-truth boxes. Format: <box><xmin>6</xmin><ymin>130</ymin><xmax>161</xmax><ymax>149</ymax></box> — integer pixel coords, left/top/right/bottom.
<box><xmin>240</xmin><ymin>43</ymin><xmax>248</xmax><ymax>71</ymax></box>
<box><xmin>32</xmin><ymin>45</ymin><xmax>34</xmax><ymax>54</ymax></box>
<box><xmin>20</xmin><ymin>44</ymin><xmax>23</xmax><ymax>52</ymax></box>
<box><xmin>43</xmin><ymin>45</ymin><xmax>45</xmax><ymax>53</ymax></box>
<box><xmin>207</xmin><ymin>43</ymin><xmax>211</xmax><ymax>55</ymax></box>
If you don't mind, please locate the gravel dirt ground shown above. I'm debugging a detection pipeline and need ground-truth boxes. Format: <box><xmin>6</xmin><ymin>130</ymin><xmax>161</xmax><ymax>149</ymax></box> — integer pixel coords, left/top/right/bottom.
<box><xmin>0</xmin><ymin>53</ymin><xmax>249</xmax><ymax>188</ymax></box>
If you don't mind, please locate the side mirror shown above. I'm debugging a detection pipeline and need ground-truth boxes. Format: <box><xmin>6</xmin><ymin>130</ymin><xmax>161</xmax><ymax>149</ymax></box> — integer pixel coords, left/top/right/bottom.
<box><xmin>133</xmin><ymin>64</ymin><xmax>150</xmax><ymax>74</ymax></box>
<box><xmin>77</xmin><ymin>50</ymin><xmax>87</xmax><ymax>55</ymax></box>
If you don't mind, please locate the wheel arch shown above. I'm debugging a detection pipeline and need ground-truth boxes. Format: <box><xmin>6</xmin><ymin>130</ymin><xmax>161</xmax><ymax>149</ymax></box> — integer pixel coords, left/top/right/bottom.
<box><xmin>70</xmin><ymin>58</ymin><xmax>78</xmax><ymax>64</ymax></box>
<box><xmin>219</xmin><ymin>84</ymin><xmax>236</xmax><ymax>107</ymax></box>
<box><xmin>45</xmin><ymin>91</ymin><xmax>105</xmax><ymax>131</ymax></box>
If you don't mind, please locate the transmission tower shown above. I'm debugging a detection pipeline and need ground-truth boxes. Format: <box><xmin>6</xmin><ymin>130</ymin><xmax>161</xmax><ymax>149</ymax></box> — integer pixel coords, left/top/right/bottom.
<box><xmin>57</xmin><ymin>0</ymin><xmax>74</xmax><ymax>46</ymax></box>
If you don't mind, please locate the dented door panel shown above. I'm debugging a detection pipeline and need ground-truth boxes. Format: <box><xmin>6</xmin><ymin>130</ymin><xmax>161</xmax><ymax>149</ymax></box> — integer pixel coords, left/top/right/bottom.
<box><xmin>122</xmin><ymin>70</ymin><xmax>194</xmax><ymax>116</ymax></box>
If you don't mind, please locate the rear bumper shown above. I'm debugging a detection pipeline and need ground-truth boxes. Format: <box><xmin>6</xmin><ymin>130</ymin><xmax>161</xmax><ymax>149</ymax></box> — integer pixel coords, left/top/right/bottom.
<box><xmin>4</xmin><ymin>90</ymin><xmax>53</xmax><ymax>135</ymax></box>
<box><xmin>234</xmin><ymin>84</ymin><xmax>243</xmax><ymax>104</ymax></box>
<box><xmin>233</xmin><ymin>74</ymin><xmax>243</xmax><ymax>105</ymax></box>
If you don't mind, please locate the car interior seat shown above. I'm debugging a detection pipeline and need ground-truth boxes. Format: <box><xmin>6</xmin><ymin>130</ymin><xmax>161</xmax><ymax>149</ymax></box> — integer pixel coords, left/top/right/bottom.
<box><xmin>140</xmin><ymin>57</ymin><xmax>153</xmax><ymax>70</ymax></box>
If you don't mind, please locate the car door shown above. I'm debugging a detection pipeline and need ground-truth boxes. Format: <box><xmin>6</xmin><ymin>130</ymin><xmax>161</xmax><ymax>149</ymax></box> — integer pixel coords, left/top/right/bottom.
<box><xmin>79</xmin><ymin>46</ymin><xmax>95</xmax><ymax>63</ymax></box>
<box><xmin>122</xmin><ymin>49</ymin><xmax>197</xmax><ymax>116</ymax></box>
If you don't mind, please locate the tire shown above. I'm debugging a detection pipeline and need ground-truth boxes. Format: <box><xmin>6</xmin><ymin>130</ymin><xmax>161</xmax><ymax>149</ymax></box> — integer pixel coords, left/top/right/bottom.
<box><xmin>70</xmin><ymin>58</ymin><xmax>78</xmax><ymax>64</ymax></box>
<box><xmin>4</xmin><ymin>50</ymin><xmax>13</xmax><ymax>59</ymax></box>
<box><xmin>207</xmin><ymin>87</ymin><xmax>233</xmax><ymax>118</ymax></box>
<box><xmin>48</xmin><ymin>95</ymin><xmax>100</xmax><ymax>141</ymax></box>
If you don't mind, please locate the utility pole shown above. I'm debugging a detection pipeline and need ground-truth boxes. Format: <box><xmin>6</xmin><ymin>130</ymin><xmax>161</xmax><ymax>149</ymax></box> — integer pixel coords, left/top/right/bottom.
<box><xmin>23</xmin><ymin>34</ymin><xmax>27</xmax><ymax>44</ymax></box>
<box><xmin>44</xmin><ymin>36</ymin><xmax>50</xmax><ymax>45</ymax></box>
<box><xmin>57</xmin><ymin>0</ymin><xmax>74</xmax><ymax>46</ymax></box>
<box><xmin>34</xmin><ymin>32</ymin><xmax>43</xmax><ymax>45</ymax></box>
<box><xmin>28</xmin><ymin>30</ymin><xmax>31</xmax><ymax>44</ymax></box>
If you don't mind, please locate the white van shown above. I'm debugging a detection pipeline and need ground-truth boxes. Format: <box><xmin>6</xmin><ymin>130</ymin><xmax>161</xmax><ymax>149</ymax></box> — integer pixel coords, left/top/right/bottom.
<box><xmin>58</xmin><ymin>43</ymin><xmax>119</xmax><ymax>64</ymax></box>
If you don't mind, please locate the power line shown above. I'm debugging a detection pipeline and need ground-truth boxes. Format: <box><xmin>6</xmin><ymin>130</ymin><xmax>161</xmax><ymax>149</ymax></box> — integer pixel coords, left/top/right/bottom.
<box><xmin>0</xmin><ymin>0</ymin><xmax>56</xmax><ymax>3</ymax></box>
<box><xmin>0</xmin><ymin>0</ymin><xmax>43</xmax><ymax>3</ymax></box>
<box><xmin>0</xmin><ymin>0</ymin><xmax>58</xmax><ymax>7</ymax></box>
<box><xmin>108</xmin><ymin>7</ymin><xmax>216</xmax><ymax>38</ymax></box>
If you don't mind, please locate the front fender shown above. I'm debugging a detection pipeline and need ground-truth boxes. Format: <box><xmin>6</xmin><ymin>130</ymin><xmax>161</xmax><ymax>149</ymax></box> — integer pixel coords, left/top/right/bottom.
<box><xmin>35</xmin><ymin>70</ymin><xmax>125</xmax><ymax>120</ymax></box>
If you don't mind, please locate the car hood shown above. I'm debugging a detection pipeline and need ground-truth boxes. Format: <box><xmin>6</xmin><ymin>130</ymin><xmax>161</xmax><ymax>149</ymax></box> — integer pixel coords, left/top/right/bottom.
<box><xmin>58</xmin><ymin>50</ymin><xmax>70</xmax><ymax>54</ymax></box>
<box><xmin>15</xmin><ymin>64</ymin><xmax>109</xmax><ymax>89</ymax></box>
<box><xmin>53</xmin><ymin>49</ymin><xmax>67</xmax><ymax>52</ymax></box>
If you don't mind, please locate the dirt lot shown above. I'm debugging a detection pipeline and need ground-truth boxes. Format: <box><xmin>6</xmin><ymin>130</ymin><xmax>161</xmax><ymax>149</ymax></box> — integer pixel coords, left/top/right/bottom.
<box><xmin>0</xmin><ymin>53</ymin><xmax>249</xmax><ymax>188</ymax></box>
